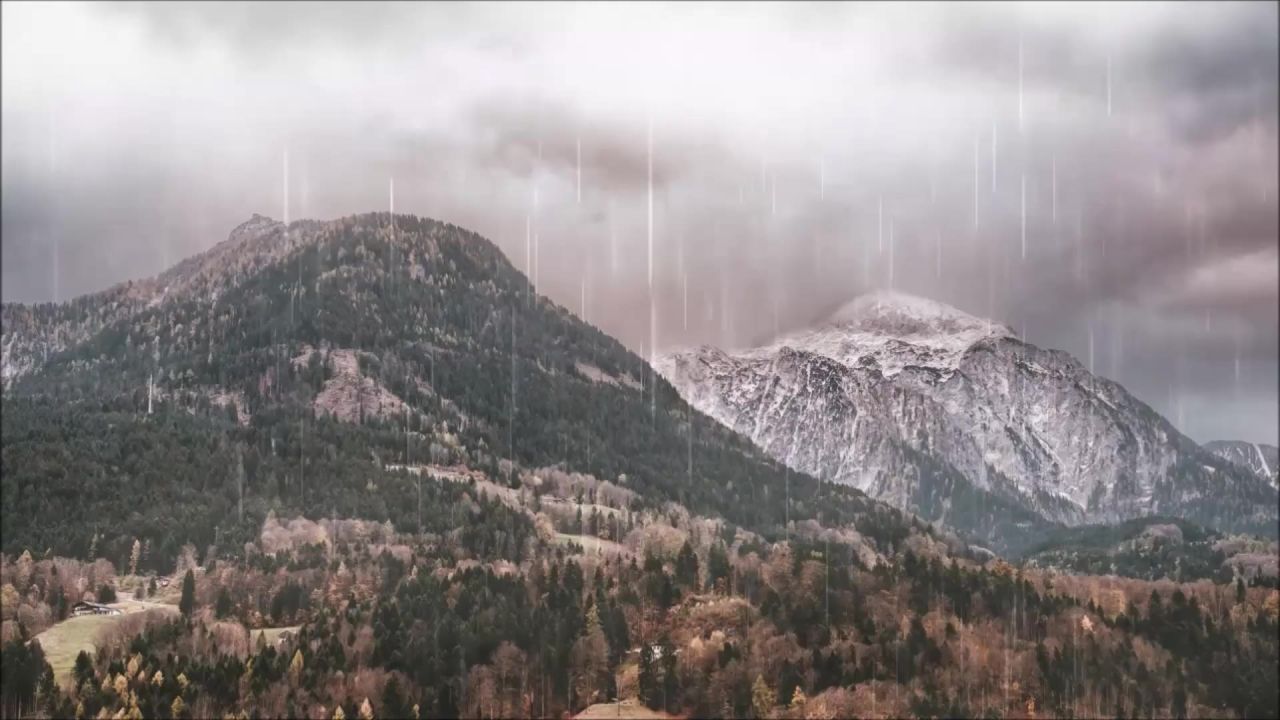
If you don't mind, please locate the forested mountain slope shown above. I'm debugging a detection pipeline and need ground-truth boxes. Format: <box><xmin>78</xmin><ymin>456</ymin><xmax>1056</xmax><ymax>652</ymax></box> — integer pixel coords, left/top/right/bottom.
<box><xmin>1</xmin><ymin>213</ymin><xmax>919</xmax><ymax>568</ymax></box>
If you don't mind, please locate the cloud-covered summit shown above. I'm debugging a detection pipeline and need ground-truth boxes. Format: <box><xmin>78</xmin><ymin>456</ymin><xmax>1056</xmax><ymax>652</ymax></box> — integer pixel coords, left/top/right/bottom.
<box><xmin>2</xmin><ymin>1</ymin><xmax>1275</xmax><ymax>443</ymax></box>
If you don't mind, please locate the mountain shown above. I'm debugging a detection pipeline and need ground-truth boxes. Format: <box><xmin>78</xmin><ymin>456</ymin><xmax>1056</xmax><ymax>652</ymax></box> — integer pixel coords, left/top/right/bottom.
<box><xmin>5</xmin><ymin>216</ymin><xmax>1278</xmax><ymax>720</ymax></box>
<box><xmin>1</xmin><ymin>213</ymin><xmax>922</xmax><ymax>564</ymax></box>
<box><xmin>656</xmin><ymin>290</ymin><xmax>1278</xmax><ymax>552</ymax></box>
<box><xmin>1021</xmin><ymin>515</ymin><xmax>1279</xmax><ymax>583</ymax></box>
<box><xmin>1205</xmin><ymin>440</ymin><xmax>1279</xmax><ymax>488</ymax></box>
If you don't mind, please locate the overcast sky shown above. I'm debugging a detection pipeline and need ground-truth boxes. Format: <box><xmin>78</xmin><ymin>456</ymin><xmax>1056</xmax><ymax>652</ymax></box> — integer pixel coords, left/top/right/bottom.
<box><xmin>3</xmin><ymin>1</ymin><xmax>1277</xmax><ymax>444</ymax></box>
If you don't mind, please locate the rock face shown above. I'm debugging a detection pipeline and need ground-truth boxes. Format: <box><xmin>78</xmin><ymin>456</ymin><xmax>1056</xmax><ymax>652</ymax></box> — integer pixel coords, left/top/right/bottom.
<box><xmin>292</xmin><ymin>347</ymin><xmax>410</xmax><ymax>424</ymax></box>
<box><xmin>1204</xmin><ymin>441</ymin><xmax>1279</xmax><ymax>488</ymax></box>
<box><xmin>657</xmin><ymin>291</ymin><xmax>1278</xmax><ymax>548</ymax></box>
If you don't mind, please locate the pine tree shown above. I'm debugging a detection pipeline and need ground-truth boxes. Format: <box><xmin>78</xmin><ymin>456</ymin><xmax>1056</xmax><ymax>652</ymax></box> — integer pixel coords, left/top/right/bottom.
<box><xmin>1172</xmin><ymin>669</ymin><xmax>1188</xmax><ymax>719</ymax></box>
<box><xmin>215</xmin><ymin>588</ymin><xmax>233</xmax><ymax>618</ymax></box>
<box><xmin>179</xmin><ymin>569</ymin><xmax>195</xmax><ymax>617</ymax></box>
<box><xmin>660</xmin><ymin>634</ymin><xmax>679</xmax><ymax>713</ymax></box>
<box><xmin>708</xmin><ymin>543</ymin><xmax>731</xmax><ymax>593</ymax></box>
<box><xmin>639</xmin><ymin>644</ymin><xmax>658</xmax><ymax>709</ymax></box>
<box><xmin>73</xmin><ymin>651</ymin><xmax>93</xmax><ymax>690</ymax></box>
<box><xmin>382</xmin><ymin>676</ymin><xmax>407</xmax><ymax>719</ymax></box>
<box><xmin>675</xmin><ymin>541</ymin><xmax>699</xmax><ymax>590</ymax></box>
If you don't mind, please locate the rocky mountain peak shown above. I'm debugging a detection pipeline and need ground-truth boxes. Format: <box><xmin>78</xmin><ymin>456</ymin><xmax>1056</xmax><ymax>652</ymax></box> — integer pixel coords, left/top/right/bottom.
<box><xmin>738</xmin><ymin>291</ymin><xmax>1014</xmax><ymax>381</ymax></box>
<box><xmin>823</xmin><ymin>290</ymin><xmax>1013</xmax><ymax>339</ymax></box>
<box><xmin>658</xmin><ymin>291</ymin><xmax>1278</xmax><ymax>550</ymax></box>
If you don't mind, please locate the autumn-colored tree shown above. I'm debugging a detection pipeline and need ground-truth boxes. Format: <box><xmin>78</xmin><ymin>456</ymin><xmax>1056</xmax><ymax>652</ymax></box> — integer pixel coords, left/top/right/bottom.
<box><xmin>129</xmin><ymin>539</ymin><xmax>141</xmax><ymax>577</ymax></box>
<box><xmin>13</xmin><ymin>551</ymin><xmax>34</xmax><ymax>592</ymax></box>
<box><xmin>571</xmin><ymin>604</ymin><xmax>610</xmax><ymax>709</ymax></box>
<box><xmin>789</xmin><ymin>686</ymin><xmax>807</xmax><ymax>716</ymax></box>
<box><xmin>751</xmin><ymin>674</ymin><xmax>776</xmax><ymax>719</ymax></box>
<box><xmin>358</xmin><ymin>697</ymin><xmax>374</xmax><ymax>720</ymax></box>
<box><xmin>0</xmin><ymin>584</ymin><xmax>19</xmax><ymax>622</ymax></box>
<box><xmin>289</xmin><ymin>649</ymin><xmax>304</xmax><ymax>685</ymax></box>
<box><xmin>491</xmin><ymin>641</ymin><xmax>527</xmax><ymax>718</ymax></box>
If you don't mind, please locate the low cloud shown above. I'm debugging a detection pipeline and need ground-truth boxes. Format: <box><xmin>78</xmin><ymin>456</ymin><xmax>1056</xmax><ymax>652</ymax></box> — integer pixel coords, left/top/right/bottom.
<box><xmin>2</xmin><ymin>1</ymin><xmax>1275</xmax><ymax>443</ymax></box>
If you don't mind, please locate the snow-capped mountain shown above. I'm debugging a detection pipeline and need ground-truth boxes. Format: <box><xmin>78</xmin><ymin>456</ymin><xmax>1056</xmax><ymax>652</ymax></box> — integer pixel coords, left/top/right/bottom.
<box><xmin>656</xmin><ymin>291</ymin><xmax>1278</xmax><ymax>549</ymax></box>
<box><xmin>1204</xmin><ymin>441</ymin><xmax>1279</xmax><ymax>489</ymax></box>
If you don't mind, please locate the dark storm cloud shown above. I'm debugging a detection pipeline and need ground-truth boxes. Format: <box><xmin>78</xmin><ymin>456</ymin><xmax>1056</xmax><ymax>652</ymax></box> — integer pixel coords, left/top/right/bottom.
<box><xmin>465</xmin><ymin>97</ymin><xmax>717</xmax><ymax>192</ymax></box>
<box><xmin>2</xmin><ymin>2</ymin><xmax>1275</xmax><ymax>443</ymax></box>
<box><xmin>922</xmin><ymin>1</ymin><xmax>1277</xmax><ymax>144</ymax></box>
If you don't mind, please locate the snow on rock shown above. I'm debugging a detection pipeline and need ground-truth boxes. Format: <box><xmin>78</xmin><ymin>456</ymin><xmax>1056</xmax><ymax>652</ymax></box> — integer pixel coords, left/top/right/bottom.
<box><xmin>574</xmin><ymin>361</ymin><xmax>642</xmax><ymax>390</ymax></box>
<box><xmin>657</xmin><ymin>291</ymin><xmax>1278</xmax><ymax>532</ymax></box>
<box><xmin>749</xmin><ymin>290</ymin><xmax>1015</xmax><ymax>380</ymax></box>
<box><xmin>1204</xmin><ymin>440</ymin><xmax>1279</xmax><ymax>488</ymax></box>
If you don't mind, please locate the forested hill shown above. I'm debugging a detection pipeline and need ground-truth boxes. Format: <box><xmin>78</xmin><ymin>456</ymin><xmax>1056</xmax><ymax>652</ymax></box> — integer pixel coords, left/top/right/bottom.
<box><xmin>1</xmin><ymin>212</ymin><xmax>922</xmax><ymax>567</ymax></box>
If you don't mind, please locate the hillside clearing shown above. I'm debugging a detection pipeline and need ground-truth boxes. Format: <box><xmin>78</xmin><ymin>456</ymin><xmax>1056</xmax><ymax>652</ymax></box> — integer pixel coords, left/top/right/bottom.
<box><xmin>34</xmin><ymin>598</ymin><xmax>178</xmax><ymax>686</ymax></box>
<box><xmin>555</xmin><ymin>532</ymin><xmax>630</xmax><ymax>557</ymax></box>
<box><xmin>575</xmin><ymin>699</ymin><xmax>679</xmax><ymax>719</ymax></box>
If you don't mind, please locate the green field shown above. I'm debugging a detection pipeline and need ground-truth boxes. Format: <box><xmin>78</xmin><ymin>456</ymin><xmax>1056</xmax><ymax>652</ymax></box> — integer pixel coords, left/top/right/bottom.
<box><xmin>34</xmin><ymin>599</ymin><xmax>179</xmax><ymax>686</ymax></box>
